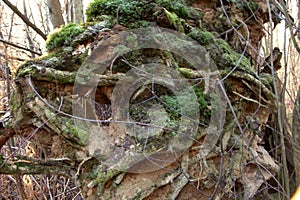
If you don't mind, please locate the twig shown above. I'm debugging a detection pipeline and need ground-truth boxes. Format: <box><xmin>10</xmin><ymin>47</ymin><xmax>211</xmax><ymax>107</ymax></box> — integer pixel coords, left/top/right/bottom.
<box><xmin>75</xmin><ymin>157</ymin><xmax>93</xmax><ymax>177</ymax></box>
<box><xmin>116</xmin><ymin>5</ymin><xmax>120</xmax><ymax>24</ymax></box>
<box><xmin>232</xmin><ymin>91</ymin><xmax>268</xmax><ymax>108</ymax></box>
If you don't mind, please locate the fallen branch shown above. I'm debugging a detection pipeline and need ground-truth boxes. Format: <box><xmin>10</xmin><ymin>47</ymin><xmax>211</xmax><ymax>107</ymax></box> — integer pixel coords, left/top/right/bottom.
<box><xmin>0</xmin><ymin>156</ymin><xmax>74</xmax><ymax>176</ymax></box>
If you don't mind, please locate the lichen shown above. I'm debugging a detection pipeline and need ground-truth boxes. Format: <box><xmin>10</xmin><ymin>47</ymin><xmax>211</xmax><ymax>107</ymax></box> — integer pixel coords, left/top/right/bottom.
<box><xmin>10</xmin><ymin>90</ymin><xmax>27</xmax><ymax>129</ymax></box>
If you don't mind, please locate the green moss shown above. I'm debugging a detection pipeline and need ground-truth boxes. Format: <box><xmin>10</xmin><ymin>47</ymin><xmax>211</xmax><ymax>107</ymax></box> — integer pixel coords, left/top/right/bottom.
<box><xmin>222</xmin><ymin>53</ymin><xmax>249</xmax><ymax>68</ymax></box>
<box><xmin>96</xmin><ymin>168</ymin><xmax>120</xmax><ymax>193</ymax></box>
<box><xmin>88</xmin><ymin>171</ymin><xmax>97</xmax><ymax>179</ymax></box>
<box><xmin>79</xmin><ymin>49</ymin><xmax>89</xmax><ymax>63</ymax></box>
<box><xmin>16</xmin><ymin>66</ymin><xmax>33</xmax><ymax>77</ymax></box>
<box><xmin>214</xmin><ymin>39</ymin><xmax>255</xmax><ymax>74</ymax></box>
<box><xmin>187</xmin><ymin>27</ymin><xmax>254</xmax><ymax>73</ymax></box>
<box><xmin>188</xmin><ymin>28</ymin><xmax>214</xmax><ymax>45</ymax></box>
<box><xmin>46</xmin><ymin>23</ymin><xmax>85</xmax><ymax>51</ymax></box>
<box><xmin>260</xmin><ymin>73</ymin><xmax>273</xmax><ymax>88</ymax></box>
<box><xmin>86</xmin><ymin>0</ymin><xmax>196</xmax><ymax>27</ymax></box>
<box><xmin>164</xmin><ymin>8</ymin><xmax>184</xmax><ymax>32</ymax></box>
<box><xmin>215</xmin><ymin>39</ymin><xmax>232</xmax><ymax>52</ymax></box>
<box><xmin>10</xmin><ymin>90</ymin><xmax>22</xmax><ymax>112</ymax></box>
<box><xmin>160</xmin><ymin>86</ymin><xmax>210</xmax><ymax>120</ymax></box>
<box><xmin>31</xmin><ymin>51</ymin><xmax>58</xmax><ymax>62</ymax></box>
<box><xmin>177</xmin><ymin>68</ymin><xmax>193</xmax><ymax>78</ymax></box>
<box><xmin>15</xmin><ymin>162</ymin><xmax>27</xmax><ymax>168</ymax></box>
<box><xmin>86</xmin><ymin>0</ymin><xmax>155</xmax><ymax>24</ymax></box>
<box><xmin>16</xmin><ymin>64</ymin><xmax>77</xmax><ymax>83</ymax></box>
<box><xmin>156</xmin><ymin>0</ymin><xmax>190</xmax><ymax>18</ymax></box>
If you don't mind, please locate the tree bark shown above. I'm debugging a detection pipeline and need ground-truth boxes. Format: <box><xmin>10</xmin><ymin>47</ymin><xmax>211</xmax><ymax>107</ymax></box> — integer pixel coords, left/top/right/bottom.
<box><xmin>73</xmin><ymin>0</ymin><xmax>84</xmax><ymax>24</ymax></box>
<box><xmin>293</xmin><ymin>87</ymin><xmax>300</xmax><ymax>185</ymax></box>
<box><xmin>47</xmin><ymin>0</ymin><xmax>64</xmax><ymax>29</ymax></box>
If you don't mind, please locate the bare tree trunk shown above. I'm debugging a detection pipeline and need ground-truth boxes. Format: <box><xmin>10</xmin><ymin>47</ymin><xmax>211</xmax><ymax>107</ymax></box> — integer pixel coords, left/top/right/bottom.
<box><xmin>39</xmin><ymin>0</ymin><xmax>51</xmax><ymax>34</ymax></box>
<box><xmin>293</xmin><ymin>87</ymin><xmax>300</xmax><ymax>185</ymax></box>
<box><xmin>46</xmin><ymin>0</ymin><xmax>64</xmax><ymax>29</ymax></box>
<box><xmin>298</xmin><ymin>0</ymin><xmax>300</xmax><ymax>40</ymax></box>
<box><xmin>73</xmin><ymin>0</ymin><xmax>84</xmax><ymax>24</ymax></box>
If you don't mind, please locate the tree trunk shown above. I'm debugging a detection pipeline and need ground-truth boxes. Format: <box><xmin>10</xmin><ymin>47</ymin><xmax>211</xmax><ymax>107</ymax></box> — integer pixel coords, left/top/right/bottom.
<box><xmin>47</xmin><ymin>0</ymin><xmax>64</xmax><ymax>29</ymax></box>
<box><xmin>73</xmin><ymin>0</ymin><xmax>84</xmax><ymax>24</ymax></box>
<box><xmin>293</xmin><ymin>87</ymin><xmax>300</xmax><ymax>185</ymax></box>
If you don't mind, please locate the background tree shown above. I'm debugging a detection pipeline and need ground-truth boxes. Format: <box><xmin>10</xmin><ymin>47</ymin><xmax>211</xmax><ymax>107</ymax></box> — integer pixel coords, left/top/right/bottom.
<box><xmin>73</xmin><ymin>0</ymin><xmax>84</xmax><ymax>24</ymax></box>
<box><xmin>46</xmin><ymin>0</ymin><xmax>64</xmax><ymax>29</ymax></box>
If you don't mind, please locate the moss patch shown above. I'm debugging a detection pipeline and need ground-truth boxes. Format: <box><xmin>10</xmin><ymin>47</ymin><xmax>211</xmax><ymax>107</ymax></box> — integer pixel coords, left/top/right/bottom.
<box><xmin>86</xmin><ymin>0</ymin><xmax>155</xmax><ymax>23</ymax></box>
<box><xmin>188</xmin><ymin>28</ymin><xmax>214</xmax><ymax>46</ymax></box>
<box><xmin>164</xmin><ymin>8</ymin><xmax>184</xmax><ymax>32</ymax></box>
<box><xmin>46</xmin><ymin>23</ymin><xmax>85</xmax><ymax>51</ymax></box>
<box><xmin>85</xmin><ymin>0</ymin><xmax>199</xmax><ymax>27</ymax></box>
<box><xmin>187</xmin><ymin>27</ymin><xmax>255</xmax><ymax>74</ymax></box>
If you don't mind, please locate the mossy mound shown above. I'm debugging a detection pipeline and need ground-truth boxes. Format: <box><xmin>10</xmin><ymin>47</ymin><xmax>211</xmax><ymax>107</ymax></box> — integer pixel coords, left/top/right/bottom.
<box><xmin>187</xmin><ymin>27</ymin><xmax>254</xmax><ymax>74</ymax></box>
<box><xmin>46</xmin><ymin>23</ymin><xmax>85</xmax><ymax>51</ymax></box>
<box><xmin>46</xmin><ymin>22</ymin><xmax>110</xmax><ymax>51</ymax></box>
<box><xmin>85</xmin><ymin>0</ymin><xmax>200</xmax><ymax>25</ymax></box>
<box><xmin>21</xmin><ymin>0</ymin><xmax>257</xmax><ymax>77</ymax></box>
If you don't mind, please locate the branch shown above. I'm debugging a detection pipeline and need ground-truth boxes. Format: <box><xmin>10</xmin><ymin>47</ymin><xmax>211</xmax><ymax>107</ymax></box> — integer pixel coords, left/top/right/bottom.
<box><xmin>0</xmin><ymin>38</ymin><xmax>42</xmax><ymax>56</ymax></box>
<box><xmin>2</xmin><ymin>0</ymin><xmax>47</xmax><ymax>40</ymax></box>
<box><xmin>178</xmin><ymin>67</ymin><xmax>276</xmax><ymax>103</ymax></box>
<box><xmin>17</xmin><ymin>64</ymin><xmax>124</xmax><ymax>85</ymax></box>
<box><xmin>0</xmin><ymin>157</ymin><xmax>74</xmax><ymax>176</ymax></box>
